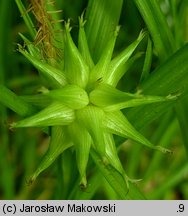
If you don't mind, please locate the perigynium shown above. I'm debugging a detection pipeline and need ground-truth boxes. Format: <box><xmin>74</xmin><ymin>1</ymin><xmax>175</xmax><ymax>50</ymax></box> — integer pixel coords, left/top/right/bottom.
<box><xmin>11</xmin><ymin>3</ymin><xmax>177</xmax><ymax>189</ymax></box>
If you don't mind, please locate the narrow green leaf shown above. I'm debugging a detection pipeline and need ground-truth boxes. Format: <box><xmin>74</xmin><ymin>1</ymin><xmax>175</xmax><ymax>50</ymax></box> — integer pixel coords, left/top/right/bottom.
<box><xmin>0</xmin><ymin>85</ymin><xmax>35</xmax><ymax>116</ymax></box>
<box><xmin>85</xmin><ymin>0</ymin><xmax>123</xmax><ymax>62</ymax></box>
<box><xmin>176</xmin><ymin>99</ymin><xmax>188</xmax><ymax>155</ymax></box>
<box><xmin>0</xmin><ymin>0</ymin><xmax>14</xmax><ymax>199</ymax></box>
<box><xmin>19</xmin><ymin>47</ymin><xmax>67</xmax><ymax>88</ymax></box>
<box><xmin>15</xmin><ymin>0</ymin><xmax>36</xmax><ymax>39</ymax></box>
<box><xmin>30</xmin><ymin>126</ymin><xmax>72</xmax><ymax>182</ymax></box>
<box><xmin>104</xmin><ymin>111</ymin><xmax>171</xmax><ymax>153</ymax></box>
<box><xmin>91</xmin><ymin>149</ymin><xmax>128</xmax><ymax>199</ymax></box>
<box><xmin>134</xmin><ymin>0</ymin><xmax>188</xmax><ymax>160</ymax></box>
<box><xmin>178</xmin><ymin>0</ymin><xmax>188</xmax><ymax>43</ymax></box>
<box><xmin>11</xmin><ymin>102</ymin><xmax>75</xmax><ymax>128</ymax></box>
<box><xmin>134</xmin><ymin>0</ymin><xmax>176</xmax><ymax>61</ymax></box>
<box><xmin>46</xmin><ymin>85</ymin><xmax>89</xmax><ymax>109</ymax></box>
<box><xmin>169</xmin><ymin>0</ymin><xmax>182</xmax><ymax>47</ymax></box>
<box><xmin>0</xmin><ymin>0</ymin><xmax>11</xmax><ymax>83</ymax></box>
<box><xmin>64</xmin><ymin>21</ymin><xmax>89</xmax><ymax>88</ymax></box>
<box><xmin>140</xmin><ymin>37</ymin><xmax>152</xmax><ymax>82</ymax></box>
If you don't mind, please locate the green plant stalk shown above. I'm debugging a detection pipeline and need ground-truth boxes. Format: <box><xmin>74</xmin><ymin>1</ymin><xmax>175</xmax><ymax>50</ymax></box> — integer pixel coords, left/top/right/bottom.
<box><xmin>174</xmin><ymin>37</ymin><xmax>188</xmax><ymax>155</ymax></box>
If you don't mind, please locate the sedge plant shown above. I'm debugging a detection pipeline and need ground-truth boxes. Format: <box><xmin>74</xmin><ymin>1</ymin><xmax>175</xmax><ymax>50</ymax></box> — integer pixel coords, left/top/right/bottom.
<box><xmin>1</xmin><ymin>0</ymin><xmax>188</xmax><ymax>199</ymax></box>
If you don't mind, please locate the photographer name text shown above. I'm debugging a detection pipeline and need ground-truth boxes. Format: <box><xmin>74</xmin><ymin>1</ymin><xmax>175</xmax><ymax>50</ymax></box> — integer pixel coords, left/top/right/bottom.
<box><xmin>2</xmin><ymin>203</ymin><xmax>116</xmax><ymax>214</ymax></box>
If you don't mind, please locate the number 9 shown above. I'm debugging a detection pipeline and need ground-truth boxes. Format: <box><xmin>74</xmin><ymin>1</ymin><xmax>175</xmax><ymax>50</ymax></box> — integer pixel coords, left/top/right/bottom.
<box><xmin>179</xmin><ymin>204</ymin><xmax>184</xmax><ymax>212</ymax></box>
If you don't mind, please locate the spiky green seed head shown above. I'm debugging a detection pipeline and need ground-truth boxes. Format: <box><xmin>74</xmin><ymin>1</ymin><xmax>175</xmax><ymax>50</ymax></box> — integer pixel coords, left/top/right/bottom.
<box><xmin>13</xmin><ymin>16</ymin><xmax>176</xmax><ymax>188</ymax></box>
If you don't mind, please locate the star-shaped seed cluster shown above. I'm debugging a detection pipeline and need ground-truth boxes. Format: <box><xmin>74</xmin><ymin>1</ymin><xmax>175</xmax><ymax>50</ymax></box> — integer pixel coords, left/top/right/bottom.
<box><xmin>12</xmin><ymin>17</ymin><xmax>175</xmax><ymax>187</ymax></box>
